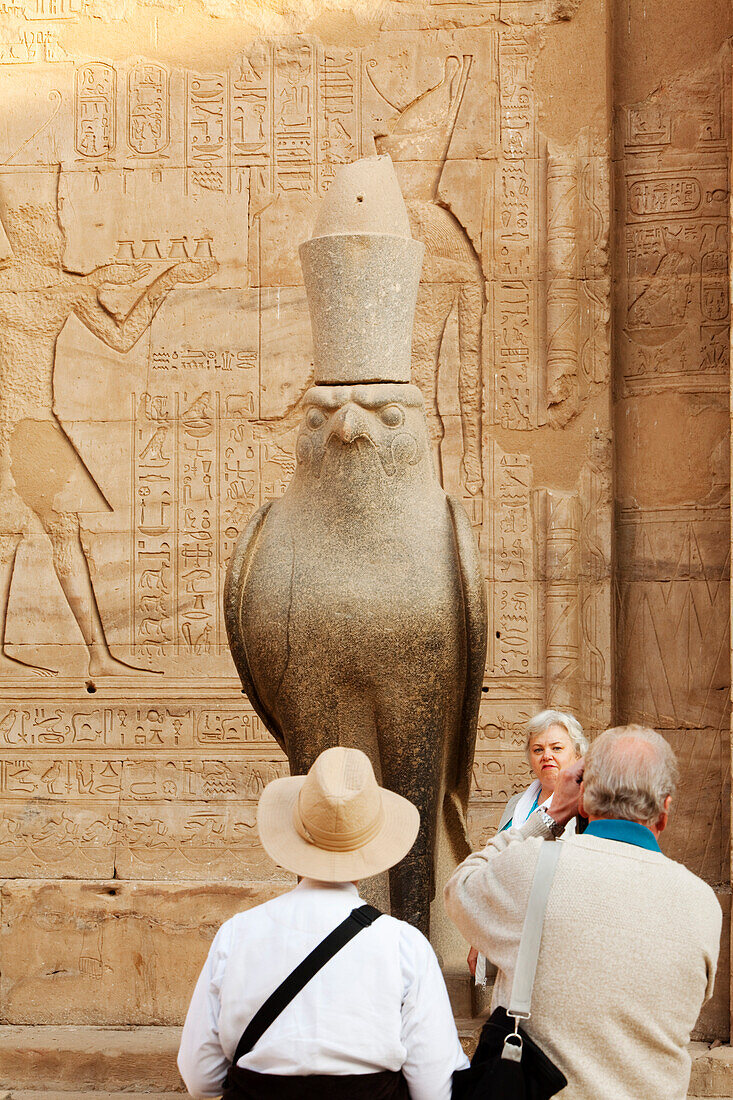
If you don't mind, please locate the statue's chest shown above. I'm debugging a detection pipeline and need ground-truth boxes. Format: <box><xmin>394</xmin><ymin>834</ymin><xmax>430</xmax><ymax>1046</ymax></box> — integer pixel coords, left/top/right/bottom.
<box><xmin>295</xmin><ymin>534</ymin><xmax>456</xmax><ymax>611</ymax></box>
<box><xmin>248</xmin><ymin>497</ymin><xmax>461</xmax><ymax>633</ymax></box>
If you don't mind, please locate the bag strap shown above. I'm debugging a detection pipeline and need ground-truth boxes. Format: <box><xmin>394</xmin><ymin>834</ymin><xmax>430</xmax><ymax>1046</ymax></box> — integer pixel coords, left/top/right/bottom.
<box><xmin>232</xmin><ymin>903</ymin><xmax>382</xmax><ymax>1067</ymax></box>
<box><xmin>507</xmin><ymin>840</ymin><xmax>561</xmax><ymax>1021</ymax></box>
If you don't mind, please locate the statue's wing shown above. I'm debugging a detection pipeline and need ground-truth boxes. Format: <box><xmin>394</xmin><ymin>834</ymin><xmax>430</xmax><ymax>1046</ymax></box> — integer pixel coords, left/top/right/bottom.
<box><xmin>444</xmin><ymin>495</ymin><xmax>488</xmax><ymax>860</ymax></box>
<box><xmin>223</xmin><ymin>501</ymin><xmax>286</xmax><ymax>752</ymax></box>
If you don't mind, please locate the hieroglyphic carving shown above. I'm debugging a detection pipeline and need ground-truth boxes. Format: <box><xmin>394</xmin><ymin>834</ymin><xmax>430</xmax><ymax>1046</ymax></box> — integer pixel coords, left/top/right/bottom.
<box><xmin>0</xmin><ymin>203</ymin><xmax>220</xmax><ymax>681</ymax></box>
<box><xmin>231</xmin><ymin>42</ymin><xmax>271</xmax><ymax>193</ymax></box>
<box><xmin>0</xmin><ymin>35</ymin><xmax>530</xmax><ymax>662</ymax></box>
<box><xmin>48</xmin><ymin>48</ymin><xmax>357</xmax><ymax>202</ymax></box>
<box><xmin>485</xmin><ymin>441</ymin><xmax>610</xmax><ymax>735</ymax></box>
<box><xmin>274</xmin><ymin>41</ymin><xmax>315</xmax><ymax>193</ymax></box>
<box><xmin>152</xmin><ymin>347</ymin><xmax>256</xmax><ymax>372</ymax></box>
<box><xmin>511</xmin><ymin>455</ymin><xmax>611</xmax><ymax>735</ymax></box>
<box><xmin>221</xmin><ymin>417</ymin><xmax>258</xmax><ymax>567</ymax></box>
<box><xmin>0</xmin><ymin>697</ymin><xmax>290</xmax><ymax>879</ymax></box>
<box><xmin>543</xmin><ymin>490</ymin><xmax>581</xmax><ymax>709</ymax></box>
<box><xmin>186</xmin><ymin>72</ymin><xmax>227</xmax><ymax>195</ymax></box>
<box><xmin>370</xmin><ymin>43</ymin><xmax>490</xmax><ymax>506</ymax></box>
<box><xmin>0</xmin><ymin>702</ymin><xmax>278</xmax><ymax>748</ymax></box>
<box><xmin>0</xmin><ymin>754</ymin><xmax>288</xmax><ymax>800</ymax></box>
<box><xmin>318</xmin><ymin>48</ymin><xmax>360</xmax><ymax>193</ymax></box>
<box><xmin>75</xmin><ymin>63</ymin><xmax>116</xmax><ymax>159</ymax></box>
<box><xmin>491</xmin><ymin>114</ymin><xmax>610</xmax><ymax>432</ymax></box>
<box><xmin>131</xmin><ymin>383</ymin><xmax>294</xmax><ymax>659</ymax></box>
<box><xmin>133</xmin><ymin>393</ymin><xmax>174</xmax><ymax>660</ymax></box>
<box><xmin>615</xmin><ymin>51</ymin><xmax>730</xmax><ymax>898</ymax></box>
<box><xmin>577</xmin><ymin>150</ymin><xmax>611</xmax><ymax>394</ymax></box>
<box><xmin>0</xmin><ymin>0</ymin><xmax>76</xmax><ymax>65</ymax></box>
<box><xmin>546</xmin><ymin>153</ymin><xmax>579</xmax><ymax>423</ymax></box>
<box><xmin>127</xmin><ymin>62</ymin><xmax>169</xmax><ymax>156</ymax></box>
<box><xmin>471</xmin><ymin>754</ymin><xmax>531</xmax><ymax>804</ymax></box>
<box><xmin>178</xmin><ymin>390</ymin><xmax>217</xmax><ymax>657</ymax></box>
<box><xmin>620</xmin><ymin>57</ymin><xmax>730</xmax><ymax>395</ymax></box>
<box><xmin>485</xmin><ymin>442</ymin><xmax>541</xmax><ymax>686</ymax></box>
<box><xmin>576</xmin><ymin>442</ymin><xmax>612</xmax><ymax>730</ymax></box>
<box><xmin>0</xmin><ymin>25</ymin><xmax>66</xmax><ymax>62</ymax></box>
<box><xmin>468</xmin><ymin>702</ymin><xmax>536</xmax><ymax>846</ymax></box>
<box><xmin>489</xmin><ymin>31</ymin><xmax>543</xmax><ymax>431</ymax></box>
<box><xmin>0</xmin><ymin>803</ymin><xmax>118</xmax><ymax>876</ymax></box>
<box><xmin>22</xmin><ymin>0</ymin><xmax>83</xmax><ymax>16</ymax></box>
<box><xmin>616</xmin><ymin>505</ymin><xmax>730</xmax><ymax>733</ymax></box>
<box><xmin>616</xmin><ymin>505</ymin><xmax>730</xmax><ymax>883</ymax></box>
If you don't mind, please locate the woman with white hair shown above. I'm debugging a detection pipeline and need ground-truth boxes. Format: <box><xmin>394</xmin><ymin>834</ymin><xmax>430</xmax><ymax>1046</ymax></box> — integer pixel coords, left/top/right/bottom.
<box><xmin>498</xmin><ymin>709</ymin><xmax>588</xmax><ymax>834</ymax></box>
<box><xmin>468</xmin><ymin>709</ymin><xmax>587</xmax><ymax>981</ymax></box>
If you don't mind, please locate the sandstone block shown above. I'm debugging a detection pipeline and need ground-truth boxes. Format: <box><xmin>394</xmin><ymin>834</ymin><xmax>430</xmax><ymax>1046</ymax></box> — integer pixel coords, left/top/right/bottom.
<box><xmin>0</xmin><ymin>882</ymin><xmax>283</xmax><ymax>1025</ymax></box>
<box><xmin>0</xmin><ymin>1026</ymin><xmax>183</xmax><ymax>1092</ymax></box>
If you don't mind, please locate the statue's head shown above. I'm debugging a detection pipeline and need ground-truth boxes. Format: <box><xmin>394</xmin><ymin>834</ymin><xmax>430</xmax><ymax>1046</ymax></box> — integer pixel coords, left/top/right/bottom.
<box><xmin>295</xmin><ymin>382</ymin><xmax>431</xmax><ymax>483</ymax></box>
<box><xmin>292</xmin><ymin>155</ymin><xmax>435</xmax><ymax>496</ymax></box>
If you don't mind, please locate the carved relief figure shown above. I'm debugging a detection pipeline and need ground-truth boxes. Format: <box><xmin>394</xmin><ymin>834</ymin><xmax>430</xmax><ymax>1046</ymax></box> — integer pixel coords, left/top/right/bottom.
<box><xmin>226</xmin><ymin>157</ymin><xmax>487</xmax><ymax>934</ymax></box>
<box><xmin>627</xmin><ymin>229</ymin><xmax>697</xmax><ymax>345</ymax></box>
<box><xmin>372</xmin><ymin>55</ymin><xmax>485</xmax><ymax>497</ymax></box>
<box><xmin>0</xmin><ymin>195</ymin><xmax>215</xmax><ymax>680</ymax></box>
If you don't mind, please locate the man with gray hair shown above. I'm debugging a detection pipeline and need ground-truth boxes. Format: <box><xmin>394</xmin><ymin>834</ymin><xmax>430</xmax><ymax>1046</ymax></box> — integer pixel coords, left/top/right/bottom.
<box><xmin>445</xmin><ymin>724</ymin><xmax>722</xmax><ymax>1100</ymax></box>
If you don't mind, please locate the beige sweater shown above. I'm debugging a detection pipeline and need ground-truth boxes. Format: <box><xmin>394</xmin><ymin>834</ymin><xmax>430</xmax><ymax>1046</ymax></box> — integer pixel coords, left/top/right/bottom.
<box><xmin>444</xmin><ymin>814</ymin><xmax>722</xmax><ymax>1100</ymax></box>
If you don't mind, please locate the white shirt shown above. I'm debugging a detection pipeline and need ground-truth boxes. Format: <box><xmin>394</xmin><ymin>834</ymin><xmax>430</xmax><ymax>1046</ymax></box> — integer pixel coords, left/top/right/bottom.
<box><xmin>178</xmin><ymin>879</ymin><xmax>468</xmax><ymax>1099</ymax></box>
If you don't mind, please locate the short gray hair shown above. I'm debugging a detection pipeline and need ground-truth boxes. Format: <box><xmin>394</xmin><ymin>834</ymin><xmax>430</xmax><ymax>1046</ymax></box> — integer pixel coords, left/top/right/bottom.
<box><xmin>582</xmin><ymin>725</ymin><xmax>679</xmax><ymax>824</ymax></box>
<box><xmin>525</xmin><ymin>709</ymin><xmax>588</xmax><ymax>757</ymax></box>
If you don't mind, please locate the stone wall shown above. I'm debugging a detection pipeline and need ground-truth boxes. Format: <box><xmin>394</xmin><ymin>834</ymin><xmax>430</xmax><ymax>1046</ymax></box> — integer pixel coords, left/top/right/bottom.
<box><xmin>612</xmin><ymin>0</ymin><xmax>733</xmax><ymax>1038</ymax></box>
<box><xmin>0</xmin><ymin>0</ymin><xmax>727</xmax><ymax>1037</ymax></box>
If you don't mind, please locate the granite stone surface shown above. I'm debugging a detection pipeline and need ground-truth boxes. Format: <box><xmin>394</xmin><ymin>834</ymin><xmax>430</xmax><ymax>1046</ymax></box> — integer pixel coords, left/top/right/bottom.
<box><xmin>226</xmin><ymin>157</ymin><xmax>487</xmax><ymax>935</ymax></box>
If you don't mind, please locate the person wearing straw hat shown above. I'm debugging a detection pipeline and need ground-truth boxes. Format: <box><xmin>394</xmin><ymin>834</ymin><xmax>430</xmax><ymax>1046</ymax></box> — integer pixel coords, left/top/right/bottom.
<box><xmin>178</xmin><ymin>746</ymin><xmax>469</xmax><ymax>1099</ymax></box>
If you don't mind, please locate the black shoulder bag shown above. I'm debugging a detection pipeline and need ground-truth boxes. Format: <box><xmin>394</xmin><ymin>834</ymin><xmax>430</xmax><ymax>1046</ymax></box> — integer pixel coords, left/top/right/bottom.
<box><xmin>222</xmin><ymin>904</ymin><xmax>382</xmax><ymax>1096</ymax></box>
<box><xmin>452</xmin><ymin>842</ymin><xmax>568</xmax><ymax>1100</ymax></box>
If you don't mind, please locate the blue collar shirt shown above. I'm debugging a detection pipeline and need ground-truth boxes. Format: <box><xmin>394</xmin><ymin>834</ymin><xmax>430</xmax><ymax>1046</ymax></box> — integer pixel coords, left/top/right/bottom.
<box><xmin>583</xmin><ymin>818</ymin><xmax>661</xmax><ymax>853</ymax></box>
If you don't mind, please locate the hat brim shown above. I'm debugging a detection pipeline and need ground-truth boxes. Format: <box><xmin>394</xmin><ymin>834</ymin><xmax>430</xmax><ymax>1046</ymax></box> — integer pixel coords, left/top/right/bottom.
<box><xmin>258</xmin><ymin>775</ymin><xmax>420</xmax><ymax>882</ymax></box>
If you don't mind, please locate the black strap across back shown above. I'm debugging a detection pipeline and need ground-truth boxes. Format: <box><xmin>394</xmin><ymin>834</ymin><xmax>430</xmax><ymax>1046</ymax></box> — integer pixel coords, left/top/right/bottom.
<box><xmin>231</xmin><ymin>903</ymin><xmax>382</xmax><ymax>1068</ymax></box>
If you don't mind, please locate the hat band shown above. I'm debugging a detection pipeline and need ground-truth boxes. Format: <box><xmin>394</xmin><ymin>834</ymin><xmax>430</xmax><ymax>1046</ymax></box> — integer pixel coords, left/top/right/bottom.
<box><xmin>293</xmin><ymin>793</ymin><xmax>386</xmax><ymax>852</ymax></box>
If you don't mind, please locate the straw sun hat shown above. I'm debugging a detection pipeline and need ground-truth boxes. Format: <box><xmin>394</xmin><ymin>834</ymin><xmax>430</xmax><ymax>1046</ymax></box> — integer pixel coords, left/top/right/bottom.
<box><xmin>258</xmin><ymin>746</ymin><xmax>420</xmax><ymax>882</ymax></box>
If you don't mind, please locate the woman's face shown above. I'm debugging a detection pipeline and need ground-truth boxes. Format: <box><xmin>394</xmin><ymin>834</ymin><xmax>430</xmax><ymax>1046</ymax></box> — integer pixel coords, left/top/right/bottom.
<box><xmin>528</xmin><ymin>724</ymin><xmax>577</xmax><ymax>790</ymax></box>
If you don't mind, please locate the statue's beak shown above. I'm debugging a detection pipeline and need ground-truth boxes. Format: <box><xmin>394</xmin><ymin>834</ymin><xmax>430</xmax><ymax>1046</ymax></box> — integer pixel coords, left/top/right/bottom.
<box><xmin>331</xmin><ymin>403</ymin><xmax>371</xmax><ymax>445</ymax></box>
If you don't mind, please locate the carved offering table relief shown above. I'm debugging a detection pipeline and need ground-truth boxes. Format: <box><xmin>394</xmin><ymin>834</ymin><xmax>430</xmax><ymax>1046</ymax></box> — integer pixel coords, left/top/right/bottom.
<box><xmin>0</xmin><ymin>1</ymin><xmax>614</xmax><ymax>1023</ymax></box>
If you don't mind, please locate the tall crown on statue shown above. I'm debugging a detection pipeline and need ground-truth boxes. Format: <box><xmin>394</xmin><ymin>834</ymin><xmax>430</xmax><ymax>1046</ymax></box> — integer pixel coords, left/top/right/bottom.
<box><xmin>298</xmin><ymin>154</ymin><xmax>424</xmax><ymax>385</ymax></box>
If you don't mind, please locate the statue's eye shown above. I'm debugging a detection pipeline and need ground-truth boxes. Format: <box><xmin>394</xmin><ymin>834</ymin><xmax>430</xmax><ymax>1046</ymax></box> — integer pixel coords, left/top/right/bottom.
<box><xmin>379</xmin><ymin>404</ymin><xmax>404</xmax><ymax>427</ymax></box>
<box><xmin>306</xmin><ymin>407</ymin><xmax>326</xmax><ymax>430</ymax></box>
